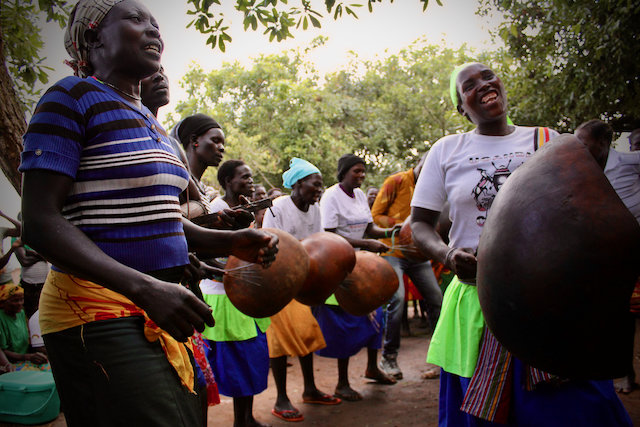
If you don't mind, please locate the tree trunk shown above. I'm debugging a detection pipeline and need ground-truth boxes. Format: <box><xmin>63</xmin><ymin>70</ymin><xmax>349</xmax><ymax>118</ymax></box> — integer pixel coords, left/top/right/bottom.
<box><xmin>0</xmin><ymin>27</ymin><xmax>27</xmax><ymax>195</ymax></box>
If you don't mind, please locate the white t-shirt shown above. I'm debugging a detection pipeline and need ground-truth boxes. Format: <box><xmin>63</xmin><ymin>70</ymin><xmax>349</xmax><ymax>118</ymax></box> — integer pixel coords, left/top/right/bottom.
<box><xmin>262</xmin><ymin>195</ymin><xmax>322</xmax><ymax>240</ymax></box>
<box><xmin>320</xmin><ymin>184</ymin><xmax>372</xmax><ymax>240</ymax></box>
<box><xmin>605</xmin><ymin>148</ymin><xmax>640</xmax><ymax>224</ymax></box>
<box><xmin>209</xmin><ymin>196</ymin><xmax>230</xmax><ymax>213</ymax></box>
<box><xmin>412</xmin><ymin>126</ymin><xmax>558</xmax><ymax>250</ymax></box>
<box><xmin>29</xmin><ymin>310</ymin><xmax>44</xmax><ymax>348</ymax></box>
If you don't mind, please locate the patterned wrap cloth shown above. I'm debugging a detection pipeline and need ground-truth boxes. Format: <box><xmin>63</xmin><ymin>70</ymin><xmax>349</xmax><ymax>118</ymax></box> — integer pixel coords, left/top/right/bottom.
<box><xmin>0</xmin><ymin>283</ymin><xmax>23</xmax><ymax>301</ymax></box>
<box><xmin>40</xmin><ymin>270</ymin><xmax>196</xmax><ymax>393</ymax></box>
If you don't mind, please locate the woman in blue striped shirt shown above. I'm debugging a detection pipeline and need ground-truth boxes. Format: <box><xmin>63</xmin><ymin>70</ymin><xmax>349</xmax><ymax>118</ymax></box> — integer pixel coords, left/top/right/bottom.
<box><xmin>18</xmin><ymin>1</ymin><xmax>278</xmax><ymax>426</ymax></box>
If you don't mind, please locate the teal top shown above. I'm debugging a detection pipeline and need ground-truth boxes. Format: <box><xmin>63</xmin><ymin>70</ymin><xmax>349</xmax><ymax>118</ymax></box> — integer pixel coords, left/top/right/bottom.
<box><xmin>426</xmin><ymin>276</ymin><xmax>486</xmax><ymax>378</ymax></box>
<box><xmin>0</xmin><ymin>310</ymin><xmax>29</xmax><ymax>354</ymax></box>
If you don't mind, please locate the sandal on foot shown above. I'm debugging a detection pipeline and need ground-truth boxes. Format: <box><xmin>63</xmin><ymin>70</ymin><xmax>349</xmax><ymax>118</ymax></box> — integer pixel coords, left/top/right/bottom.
<box><xmin>334</xmin><ymin>390</ymin><xmax>362</xmax><ymax>402</ymax></box>
<box><xmin>302</xmin><ymin>393</ymin><xmax>342</xmax><ymax>405</ymax></box>
<box><xmin>271</xmin><ymin>408</ymin><xmax>304</xmax><ymax>422</ymax></box>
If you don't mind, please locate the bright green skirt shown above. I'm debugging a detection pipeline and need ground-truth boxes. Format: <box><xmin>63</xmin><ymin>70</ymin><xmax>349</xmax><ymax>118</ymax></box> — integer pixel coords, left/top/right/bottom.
<box><xmin>426</xmin><ymin>276</ymin><xmax>485</xmax><ymax>378</ymax></box>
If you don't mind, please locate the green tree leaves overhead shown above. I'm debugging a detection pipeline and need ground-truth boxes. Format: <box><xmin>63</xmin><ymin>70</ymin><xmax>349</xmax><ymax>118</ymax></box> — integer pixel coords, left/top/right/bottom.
<box><xmin>0</xmin><ymin>0</ymin><xmax>70</xmax><ymax>111</ymax></box>
<box><xmin>173</xmin><ymin>40</ymin><xmax>481</xmax><ymax>189</ymax></box>
<box><xmin>479</xmin><ymin>0</ymin><xmax>640</xmax><ymax>132</ymax></box>
<box><xmin>186</xmin><ymin>0</ymin><xmax>434</xmax><ymax>51</ymax></box>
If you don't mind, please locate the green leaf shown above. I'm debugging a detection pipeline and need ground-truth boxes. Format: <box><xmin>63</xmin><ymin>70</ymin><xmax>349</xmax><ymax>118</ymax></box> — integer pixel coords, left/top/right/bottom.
<box><xmin>309</xmin><ymin>15</ymin><xmax>321</xmax><ymax>28</ymax></box>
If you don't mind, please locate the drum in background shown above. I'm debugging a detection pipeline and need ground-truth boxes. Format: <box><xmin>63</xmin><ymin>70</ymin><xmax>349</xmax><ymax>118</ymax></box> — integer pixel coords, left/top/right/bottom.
<box><xmin>224</xmin><ymin>228</ymin><xmax>309</xmax><ymax>318</ymax></box>
<box><xmin>398</xmin><ymin>217</ymin><xmax>430</xmax><ymax>262</ymax></box>
<box><xmin>297</xmin><ymin>232</ymin><xmax>356</xmax><ymax>306</ymax></box>
<box><xmin>477</xmin><ymin>134</ymin><xmax>640</xmax><ymax>379</ymax></box>
<box><xmin>336</xmin><ymin>251</ymin><xmax>399</xmax><ymax>316</ymax></box>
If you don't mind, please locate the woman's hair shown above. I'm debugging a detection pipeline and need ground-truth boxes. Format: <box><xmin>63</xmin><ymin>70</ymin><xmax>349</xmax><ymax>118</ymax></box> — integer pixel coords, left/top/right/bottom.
<box><xmin>177</xmin><ymin>114</ymin><xmax>221</xmax><ymax>148</ymax></box>
<box><xmin>575</xmin><ymin>119</ymin><xmax>613</xmax><ymax>146</ymax></box>
<box><xmin>267</xmin><ymin>187</ymin><xmax>283</xmax><ymax>198</ymax></box>
<box><xmin>217</xmin><ymin>160</ymin><xmax>246</xmax><ymax>188</ymax></box>
<box><xmin>337</xmin><ymin>154</ymin><xmax>365</xmax><ymax>182</ymax></box>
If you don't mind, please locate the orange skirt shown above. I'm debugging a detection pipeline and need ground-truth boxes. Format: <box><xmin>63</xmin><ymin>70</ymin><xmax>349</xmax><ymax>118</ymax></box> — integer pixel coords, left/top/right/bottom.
<box><xmin>267</xmin><ymin>300</ymin><xmax>326</xmax><ymax>358</ymax></box>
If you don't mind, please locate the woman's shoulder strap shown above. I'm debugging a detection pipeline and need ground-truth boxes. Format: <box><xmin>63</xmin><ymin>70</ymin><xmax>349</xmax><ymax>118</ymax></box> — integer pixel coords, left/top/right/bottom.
<box><xmin>533</xmin><ymin>127</ymin><xmax>552</xmax><ymax>151</ymax></box>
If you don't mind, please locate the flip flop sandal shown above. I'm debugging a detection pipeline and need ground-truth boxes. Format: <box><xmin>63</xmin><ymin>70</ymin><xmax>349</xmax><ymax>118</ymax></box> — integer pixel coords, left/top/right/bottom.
<box><xmin>334</xmin><ymin>390</ymin><xmax>363</xmax><ymax>402</ymax></box>
<box><xmin>302</xmin><ymin>393</ymin><xmax>342</xmax><ymax>405</ymax></box>
<box><xmin>271</xmin><ymin>408</ymin><xmax>304</xmax><ymax>422</ymax></box>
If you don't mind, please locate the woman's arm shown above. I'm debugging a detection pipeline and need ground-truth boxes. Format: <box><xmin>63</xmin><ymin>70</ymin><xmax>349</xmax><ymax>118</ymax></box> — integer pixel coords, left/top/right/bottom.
<box><xmin>0</xmin><ymin>239</ymin><xmax>20</xmax><ymax>270</ymax></box>
<box><xmin>0</xmin><ymin>210</ymin><xmax>21</xmax><ymax>234</ymax></box>
<box><xmin>21</xmin><ymin>170</ymin><xmax>214</xmax><ymax>342</ymax></box>
<box><xmin>364</xmin><ymin>222</ymin><xmax>400</xmax><ymax>240</ymax></box>
<box><xmin>411</xmin><ymin>206</ymin><xmax>476</xmax><ymax>280</ymax></box>
<box><xmin>3</xmin><ymin>349</ymin><xmax>47</xmax><ymax>365</ymax></box>
<box><xmin>182</xmin><ymin>218</ymin><xmax>278</xmax><ymax>266</ymax></box>
<box><xmin>324</xmin><ymin>227</ymin><xmax>389</xmax><ymax>253</ymax></box>
<box><xmin>0</xmin><ymin>348</ymin><xmax>13</xmax><ymax>373</ymax></box>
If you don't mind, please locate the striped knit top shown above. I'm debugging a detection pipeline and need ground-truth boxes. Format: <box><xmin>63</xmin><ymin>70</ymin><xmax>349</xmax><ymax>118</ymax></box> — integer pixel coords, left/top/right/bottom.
<box><xmin>19</xmin><ymin>76</ymin><xmax>190</xmax><ymax>273</ymax></box>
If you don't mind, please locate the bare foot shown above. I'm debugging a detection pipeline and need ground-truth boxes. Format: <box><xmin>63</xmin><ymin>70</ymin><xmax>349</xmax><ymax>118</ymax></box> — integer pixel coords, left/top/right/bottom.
<box><xmin>334</xmin><ymin>385</ymin><xmax>363</xmax><ymax>401</ymax></box>
<box><xmin>364</xmin><ymin>367</ymin><xmax>397</xmax><ymax>385</ymax></box>
<box><xmin>421</xmin><ymin>367</ymin><xmax>440</xmax><ymax>380</ymax></box>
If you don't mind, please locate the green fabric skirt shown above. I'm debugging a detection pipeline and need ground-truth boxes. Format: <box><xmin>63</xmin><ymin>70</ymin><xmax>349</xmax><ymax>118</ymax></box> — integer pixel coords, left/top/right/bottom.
<box><xmin>426</xmin><ymin>276</ymin><xmax>485</xmax><ymax>378</ymax></box>
<box><xmin>202</xmin><ymin>293</ymin><xmax>270</xmax><ymax>342</ymax></box>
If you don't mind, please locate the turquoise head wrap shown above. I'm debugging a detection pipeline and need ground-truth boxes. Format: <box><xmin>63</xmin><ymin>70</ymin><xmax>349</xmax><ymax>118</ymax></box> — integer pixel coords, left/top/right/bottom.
<box><xmin>282</xmin><ymin>158</ymin><xmax>321</xmax><ymax>189</ymax></box>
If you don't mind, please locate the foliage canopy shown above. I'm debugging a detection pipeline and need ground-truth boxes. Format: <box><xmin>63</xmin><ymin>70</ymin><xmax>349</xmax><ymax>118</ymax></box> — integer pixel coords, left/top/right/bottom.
<box><xmin>172</xmin><ymin>40</ymin><xmax>496</xmax><ymax>190</ymax></box>
<box><xmin>479</xmin><ymin>0</ymin><xmax>640</xmax><ymax>132</ymax></box>
<box><xmin>0</xmin><ymin>0</ymin><xmax>69</xmax><ymax>111</ymax></box>
<box><xmin>186</xmin><ymin>0</ymin><xmax>439</xmax><ymax>52</ymax></box>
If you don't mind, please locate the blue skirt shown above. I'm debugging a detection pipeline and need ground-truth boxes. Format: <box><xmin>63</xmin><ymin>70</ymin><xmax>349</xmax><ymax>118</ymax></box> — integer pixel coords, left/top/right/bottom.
<box><xmin>439</xmin><ymin>357</ymin><xmax>632</xmax><ymax>427</ymax></box>
<box><xmin>312</xmin><ymin>304</ymin><xmax>384</xmax><ymax>359</ymax></box>
<box><xmin>204</xmin><ymin>329</ymin><xmax>269</xmax><ymax>398</ymax></box>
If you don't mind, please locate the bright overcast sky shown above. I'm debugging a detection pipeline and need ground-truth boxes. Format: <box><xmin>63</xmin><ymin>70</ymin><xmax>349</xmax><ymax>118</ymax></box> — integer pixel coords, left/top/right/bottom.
<box><xmin>36</xmin><ymin>0</ymin><xmax>503</xmax><ymax>123</ymax></box>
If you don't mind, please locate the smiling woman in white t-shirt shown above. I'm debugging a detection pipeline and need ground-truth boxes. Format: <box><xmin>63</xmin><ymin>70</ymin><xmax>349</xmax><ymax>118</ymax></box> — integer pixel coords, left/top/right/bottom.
<box><xmin>410</xmin><ymin>62</ymin><xmax>631</xmax><ymax>426</ymax></box>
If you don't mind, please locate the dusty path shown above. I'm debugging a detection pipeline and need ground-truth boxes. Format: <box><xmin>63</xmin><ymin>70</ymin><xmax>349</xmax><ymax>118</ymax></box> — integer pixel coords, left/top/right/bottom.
<box><xmin>5</xmin><ymin>317</ymin><xmax>639</xmax><ymax>427</ymax></box>
<box><xmin>209</xmin><ymin>321</ymin><xmax>440</xmax><ymax>427</ymax></box>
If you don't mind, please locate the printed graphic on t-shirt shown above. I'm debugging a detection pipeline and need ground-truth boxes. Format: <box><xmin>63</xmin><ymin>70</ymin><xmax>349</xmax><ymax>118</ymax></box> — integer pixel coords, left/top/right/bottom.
<box><xmin>469</xmin><ymin>151</ymin><xmax>532</xmax><ymax>226</ymax></box>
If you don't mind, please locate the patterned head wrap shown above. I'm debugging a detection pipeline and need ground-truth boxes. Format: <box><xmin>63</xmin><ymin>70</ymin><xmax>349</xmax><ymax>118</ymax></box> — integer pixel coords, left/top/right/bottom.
<box><xmin>0</xmin><ymin>284</ymin><xmax>24</xmax><ymax>302</ymax></box>
<box><xmin>282</xmin><ymin>158</ymin><xmax>321</xmax><ymax>189</ymax></box>
<box><xmin>64</xmin><ymin>0</ymin><xmax>125</xmax><ymax>77</ymax></box>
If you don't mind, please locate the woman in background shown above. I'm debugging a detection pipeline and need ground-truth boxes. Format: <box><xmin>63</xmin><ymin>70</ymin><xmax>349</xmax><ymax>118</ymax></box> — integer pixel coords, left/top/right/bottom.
<box><xmin>201</xmin><ymin>160</ymin><xmax>271</xmax><ymax>427</ymax></box>
<box><xmin>314</xmin><ymin>154</ymin><xmax>398</xmax><ymax>402</ymax></box>
<box><xmin>18</xmin><ymin>1</ymin><xmax>277</xmax><ymax>425</ymax></box>
<box><xmin>263</xmin><ymin>158</ymin><xmax>341</xmax><ymax>422</ymax></box>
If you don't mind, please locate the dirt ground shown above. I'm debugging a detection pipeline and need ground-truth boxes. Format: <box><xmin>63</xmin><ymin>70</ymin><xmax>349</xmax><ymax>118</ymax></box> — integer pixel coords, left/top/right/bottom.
<box><xmin>4</xmin><ymin>315</ymin><xmax>640</xmax><ymax>427</ymax></box>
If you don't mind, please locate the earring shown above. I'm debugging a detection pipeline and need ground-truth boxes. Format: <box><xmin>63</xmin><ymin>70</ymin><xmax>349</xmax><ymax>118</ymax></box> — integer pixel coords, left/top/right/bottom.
<box><xmin>194</xmin><ymin>143</ymin><xmax>199</xmax><ymax>147</ymax></box>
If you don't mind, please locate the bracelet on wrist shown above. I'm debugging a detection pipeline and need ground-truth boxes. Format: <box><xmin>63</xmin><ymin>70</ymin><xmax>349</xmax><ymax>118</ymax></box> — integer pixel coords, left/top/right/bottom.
<box><xmin>444</xmin><ymin>247</ymin><xmax>456</xmax><ymax>269</ymax></box>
